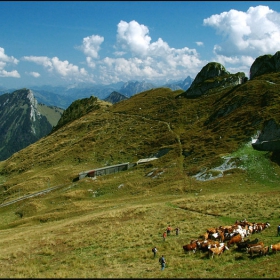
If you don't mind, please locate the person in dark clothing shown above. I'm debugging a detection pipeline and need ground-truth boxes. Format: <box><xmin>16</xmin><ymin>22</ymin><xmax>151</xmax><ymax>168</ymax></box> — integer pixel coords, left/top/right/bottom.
<box><xmin>175</xmin><ymin>227</ymin><xmax>179</xmax><ymax>235</ymax></box>
<box><xmin>159</xmin><ymin>255</ymin><xmax>166</xmax><ymax>270</ymax></box>
<box><xmin>277</xmin><ymin>224</ymin><xmax>280</xmax><ymax>236</ymax></box>
<box><xmin>152</xmin><ymin>246</ymin><xmax>157</xmax><ymax>258</ymax></box>
<box><xmin>166</xmin><ymin>225</ymin><xmax>172</xmax><ymax>236</ymax></box>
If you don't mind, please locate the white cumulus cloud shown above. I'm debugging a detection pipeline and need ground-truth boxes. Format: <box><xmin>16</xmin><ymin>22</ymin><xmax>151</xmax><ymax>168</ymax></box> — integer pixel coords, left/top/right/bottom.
<box><xmin>116</xmin><ymin>20</ymin><xmax>151</xmax><ymax>57</ymax></box>
<box><xmin>80</xmin><ymin>35</ymin><xmax>104</xmax><ymax>58</ymax></box>
<box><xmin>82</xmin><ymin>20</ymin><xmax>205</xmax><ymax>84</ymax></box>
<box><xmin>0</xmin><ymin>69</ymin><xmax>20</xmax><ymax>78</ymax></box>
<box><xmin>202</xmin><ymin>5</ymin><xmax>280</xmax><ymax>76</ymax></box>
<box><xmin>0</xmin><ymin>47</ymin><xmax>19</xmax><ymax>65</ymax></box>
<box><xmin>204</xmin><ymin>5</ymin><xmax>280</xmax><ymax>57</ymax></box>
<box><xmin>22</xmin><ymin>56</ymin><xmax>53</xmax><ymax>69</ymax></box>
<box><xmin>22</xmin><ymin>55</ymin><xmax>91</xmax><ymax>82</ymax></box>
<box><xmin>0</xmin><ymin>47</ymin><xmax>20</xmax><ymax>78</ymax></box>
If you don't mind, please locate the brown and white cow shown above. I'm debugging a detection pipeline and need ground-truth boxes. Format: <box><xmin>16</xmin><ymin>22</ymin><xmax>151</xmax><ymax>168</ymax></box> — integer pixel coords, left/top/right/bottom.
<box><xmin>246</xmin><ymin>245</ymin><xmax>264</xmax><ymax>257</ymax></box>
<box><xmin>247</xmin><ymin>241</ymin><xmax>264</xmax><ymax>249</ymax></box>
<box><xmin>183</xmin><ymin>240</ymin><xmax>198</xmax><ymax>254</ymax></box>
<box><xmin>227</xmin><ymin>233</ymin><xmax>242</xmax><ymax>248</ymax></box>
<box><xmin>210</xmin><ymin>230</ymin><xmax>225</xmax><ymax>243</ymax></box>
<box><xmin>270</xmin><ymin>243</ymin><xmax>280</xmax><ymax>253</ymax></box>
<box><xmin>197</xmin><ymin>239</ymin><xmax>219</xmax><ymax>252</ymax></box>
<box><xmin>208</xmin><ymin>243</ymin><xmax>229</xmax><ymax>259</ymax></box>
<box><xmin>260</xmin><ymin>246</ymin><xmax>269</xmax><ymax>256</ymax></box>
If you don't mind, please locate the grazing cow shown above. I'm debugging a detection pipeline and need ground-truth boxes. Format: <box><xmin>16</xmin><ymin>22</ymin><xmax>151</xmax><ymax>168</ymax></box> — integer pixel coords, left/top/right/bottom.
<box><xmin>260</xmin><ymin>246</ymin><xmax>269</xmax><ymax>256</ymax></box>
<box><xmin>224</xmin><ymin>231</ymin><xmax>239</xmax><ymax>241</ymax></box>
<box><xmin>209</xmin><ymin>232</ymin><xmax>217</xmax><ymax>239</ymax></box>
<box><xmin>246</xmin><ymin>241</ymin><xmax>264</xmax><ymax>249</ymax></box>
<box><xmin>246</xmin><ymin>245</ymin><xmax>264</xmax><ymax>257</ymax></box>
<box><xmin>219</xmin><ymin>225</ymin><xmax>234</xmax><ymax>235</ymax></box>
<box><xmin>197</xmin><ymin>239</ymin><xmax>219</xmax><ymax>252</ymax></box>
<box><xmin>232</xmin><ymin>226</ymin><xmax>248</xmax><ymax>239</ymax></box>
<box><xmin>236</xmin><ymin>238</ymin><xmax>259</xmax><ymax>251</ymax></box>
<box><xmin>203</xmin><ymin>232</ymin><xmax>209</xmax><ymax>240</ymax></box>
<box><xmin>264</xmin><ymin>222</ymin><xmax>270</xmax><ymax>228</ymax></box>
<box><xmin>270</xmin><ymin>243</ymin><xmax>280</xmax><ymax>253</ymax></box>
<box><xmin>197</xmin><ymin>242</ymin><xmax>209</xmax><ymax>252</ymax></box>
<box><xmin>206</xmin><ymin>227</ymin><xmax>217</xmax><ymax>235</ymax></box>
<box><xmin>183</xmin><ymin>240</ymin><xmax>198</xmax><ymax>254</ymax></box>
<box><xmin>227</xmin><ymin>234</ymin><xmax>242</xmax><ymax>248</ymax></box>
<box><xmin>208</xmin><ymin>243</ymin><xmax>229</xmax><ymax>259</ymax></box>
<box><xmin>210</xmin><ymin>230</ymin><xmax>224</xmax><ymax>242</ymax></box>
<box><xmin>208</xmin><ymin>239</ymin><xmax>220</xmax><ymax>246</ymax></box>
<box><xmin>235</xmin><ymin>219</ymin><xmax>249</xmax><ymax>228</ymax></box>
<box><xmin>251</xmin><ymin>222</ymin><xmax>269</xmax><ymax>234</ymax></box>
<box><xmin>247</xmin><ymin>225</ymin><xmax>254</xmax><ymax>235</ymax></box>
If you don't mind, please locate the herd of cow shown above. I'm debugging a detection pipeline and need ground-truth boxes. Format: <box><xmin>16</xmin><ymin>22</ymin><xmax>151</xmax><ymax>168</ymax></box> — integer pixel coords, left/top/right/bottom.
<box><xmin>183</xmin><ymin>219</ymin><xmax>280</xmax><ymax>258</ymax></box>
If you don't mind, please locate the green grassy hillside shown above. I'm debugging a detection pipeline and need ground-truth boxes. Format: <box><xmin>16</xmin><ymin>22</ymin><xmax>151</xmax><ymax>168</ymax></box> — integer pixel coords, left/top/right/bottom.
<box><xmin>0</xmin><ymin>75</ymin><xmax>280</xmax><ymax>278</ymax></box>
<box><xmin>37</xmin><ymin>104</ymin><xmax>64</xmax><ymax>127</ymax></box>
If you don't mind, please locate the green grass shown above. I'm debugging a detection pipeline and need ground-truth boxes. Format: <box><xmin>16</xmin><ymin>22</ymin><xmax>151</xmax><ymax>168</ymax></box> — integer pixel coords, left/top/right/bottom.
<box><xmin>1</xmin><ymin>79</ymin><xmax>280</xmax><ymax>277</ymax></box>
<box><xmin>0</xmin><ymin>148</ymin><xmax>280</xmax><ymax>278</ymax></box>
<box><xmin>231</xmin><ymin>142</ymin><xmax>279</xmax><ymax>186</ymax></box>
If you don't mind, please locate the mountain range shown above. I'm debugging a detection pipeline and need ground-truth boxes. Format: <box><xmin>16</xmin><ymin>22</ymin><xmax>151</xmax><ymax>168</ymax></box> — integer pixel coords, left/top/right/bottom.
<box><xmin>0</xmin><ymin>76</ymin><xmax>194</xmax><ymax>109</ymax></box>
<box><xmin>0</xmin><ymin>51</ymin><xmax>280</xmax><ymax>278</ymax></box>
<box><xmin>1</xmin><ymin>51</ymin><xmax>280</xmax><ymax>178</ymax></box>
<box><xmin>0</xmin><ymin>77</ymin><xmax>193</xmax><ymax>161</ymax></box>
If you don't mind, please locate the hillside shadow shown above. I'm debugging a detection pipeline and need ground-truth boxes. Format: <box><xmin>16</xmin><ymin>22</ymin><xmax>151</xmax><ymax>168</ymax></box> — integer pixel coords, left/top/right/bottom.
<box><xmin>271</xmin><ymin>151</ymin><xmax>280</xmax><ymax>166</ymax></box>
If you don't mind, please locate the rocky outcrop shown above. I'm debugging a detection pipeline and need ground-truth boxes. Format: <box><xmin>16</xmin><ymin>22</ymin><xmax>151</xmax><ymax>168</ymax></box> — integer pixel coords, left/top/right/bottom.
<box><xmin>0</xmin><ymin>89</ymin><xmax>62</xmax><ymax>161</ymax></box>
<box><xmin>252</xmin><ymin>119</ymin><xmax>280</xmax><ymax>151</ymax></box>
<box><xmin>52</xmin><ymin>95</ymin><xmax>109</xmax><ymax>133</ymax></box>
<box><xmin>178</xmin><ymin>62</ymin><xmax>246</xmax><ymax>98</ymax></box>
<box><xmin>250</xmin><ymin>51</ymin><xmax>280</xmax><ymax>79</ymax></box>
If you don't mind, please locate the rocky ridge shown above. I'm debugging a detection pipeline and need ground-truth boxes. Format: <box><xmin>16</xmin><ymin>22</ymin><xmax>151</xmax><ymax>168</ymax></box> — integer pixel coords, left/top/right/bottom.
<box><xmin>250</xmin><ymin>51</ymin><xmax>280</xmax><ymax>79</ymax></box>
<box><xmin>0</xmin><ymin>89</ymin><xmax>63</xmax><ymax>160</ymax></box>
<box><xmin>178</xmin><ymin>62</ymin><xmax>247</xmax><ymax>98</ymax></box>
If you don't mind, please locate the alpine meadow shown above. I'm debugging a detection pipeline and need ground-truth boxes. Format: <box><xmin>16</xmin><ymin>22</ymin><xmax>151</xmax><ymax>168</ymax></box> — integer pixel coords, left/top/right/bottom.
<box><xmin>0</xmin><ymin>55</ymin><xmax>280</xmax><ymax>278</ymax></box>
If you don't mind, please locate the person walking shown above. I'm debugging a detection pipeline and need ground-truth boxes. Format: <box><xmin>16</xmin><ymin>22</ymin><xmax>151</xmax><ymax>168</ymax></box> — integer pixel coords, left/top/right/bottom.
<box><xmin>175</xmin><ymin>227</ymin><xmax>179</xmax><ymax>235</ymax></box>
<box><xmin>163</xmin><ymin>231</ymin><xmax>167</xmax><ymax>241</ymax></box>
<box><xmin>159</xmin><ymin>255</ymin><xmax>166</xmax><ymax>271</ymax></box>
<box><xmin>152</xmin><ymin>246</ymin><xmax>157</xmax><ymax>258</ymax></box>
<box><xmin>277</xmin><ymin>224</ymin><xmax>280</xmax><ymax>236</ymax></box>
<box><xmin>166</xmin><ymin>225</ymin><xmax>172</xmax><ymax>236</ymax></box>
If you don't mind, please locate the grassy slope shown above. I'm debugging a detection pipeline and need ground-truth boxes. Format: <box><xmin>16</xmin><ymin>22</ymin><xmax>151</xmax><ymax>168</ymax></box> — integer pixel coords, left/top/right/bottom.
<box><xmin>0</xmin><ymin>77</ymin><xmax>280</xmax><ymax>277</ymax></box>
<box><xmin>37</xmin><ymin>104</ymin><xmax>64</xmax><ymax>127</ymax></box>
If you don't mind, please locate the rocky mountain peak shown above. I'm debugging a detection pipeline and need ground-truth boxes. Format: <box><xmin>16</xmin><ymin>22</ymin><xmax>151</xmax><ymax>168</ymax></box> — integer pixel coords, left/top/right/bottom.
<box><xmin>192</xmin><ymin>62</ymin><xmax>230</xmax><ymax>85</ymax></box>
<box><xmin>178</xmin><ymin>62</ymin><xmax>246</xmax><ymax>98</ymax></box>
<box><xmin>250</xmin><ymin>51</ymin><xmax>280</xmax><ymax>79</ymax></box>
<box><xmin>0</xmin><ymin>88</ymin><xmax>62</xmax><ymax>161</ymax></box>
<box><xmin>104</xmin><ymin>91</ymin><xmax>128</xmax><ymax>104</ymax></box>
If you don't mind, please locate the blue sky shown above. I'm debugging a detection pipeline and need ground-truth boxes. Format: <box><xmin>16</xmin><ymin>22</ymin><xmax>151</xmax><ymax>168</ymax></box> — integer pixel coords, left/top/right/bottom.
<box><xmin>1</xmin><ymin>1</ymin><xmax>280</xmax><ymax>89</ymax></box>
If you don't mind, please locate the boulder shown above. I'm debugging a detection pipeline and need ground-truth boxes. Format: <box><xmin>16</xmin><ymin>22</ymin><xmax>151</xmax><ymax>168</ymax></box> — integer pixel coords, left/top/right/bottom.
<box><xmin>252</xmin><ymin>119</ymin><xmax>280</xmax><ymax>151</ymax></box>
